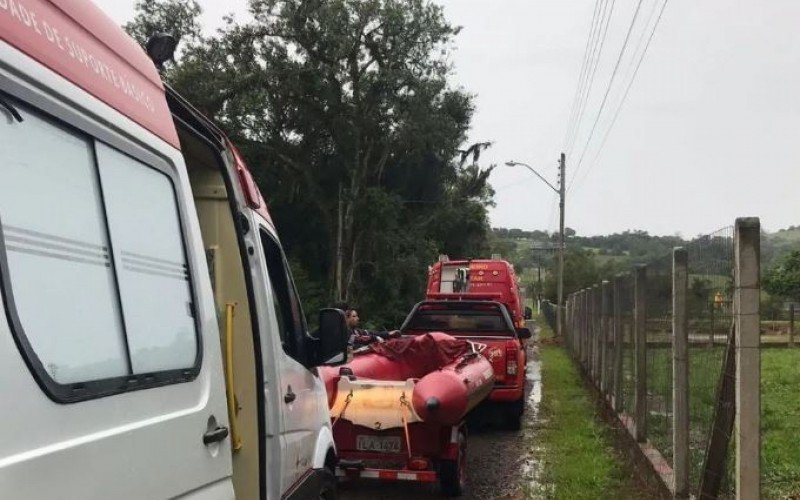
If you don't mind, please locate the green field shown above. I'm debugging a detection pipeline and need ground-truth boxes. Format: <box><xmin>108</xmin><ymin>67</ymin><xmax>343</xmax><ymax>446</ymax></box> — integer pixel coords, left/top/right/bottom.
<box><xmin>641</xmin><ymin>347</ymin><xmax>800</xmax><ymax>498</ymax></box>
<box><xmin>762</xmin><ymin>349</ymin><xmax>800</xmax><ymax>498</ymax></box>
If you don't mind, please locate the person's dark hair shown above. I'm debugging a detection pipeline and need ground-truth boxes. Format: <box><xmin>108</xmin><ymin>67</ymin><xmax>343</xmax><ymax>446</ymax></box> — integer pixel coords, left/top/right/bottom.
<box><xmin>333</xmin><ymin>302</ymin><xmax>351</xmax><ymax>312</ymax></box>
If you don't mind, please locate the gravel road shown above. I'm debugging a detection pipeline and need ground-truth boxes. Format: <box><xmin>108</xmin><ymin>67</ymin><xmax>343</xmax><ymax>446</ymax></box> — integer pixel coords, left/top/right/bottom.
<box><xmin>340</xmin><ymin>331</ymin><xmax>542</xmax><ymax>500</ymax></box>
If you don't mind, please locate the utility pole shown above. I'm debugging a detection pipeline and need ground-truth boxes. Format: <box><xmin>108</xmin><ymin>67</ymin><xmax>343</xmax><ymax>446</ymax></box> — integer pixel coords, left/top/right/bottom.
<box><xmin>504</xmin><ymin>156</ymin><xmax>566</xmax><ymax>333</ymax></box>
<box><xmin>557</xmin><ymin>152</ymin><xmax>566</xmax><ymax>337</ymax></box>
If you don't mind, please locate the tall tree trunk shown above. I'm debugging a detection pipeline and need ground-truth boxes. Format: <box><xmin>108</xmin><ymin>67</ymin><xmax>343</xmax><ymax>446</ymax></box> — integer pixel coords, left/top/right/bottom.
<box><xmin>335</xmin><ymin>184</ymin><xmax>344</xmax><ymax>301</ymax></box>
<box><xmin>344</xmin><ymin>236</ymin><xmax>359</xmax><ymax>302</ymax></box>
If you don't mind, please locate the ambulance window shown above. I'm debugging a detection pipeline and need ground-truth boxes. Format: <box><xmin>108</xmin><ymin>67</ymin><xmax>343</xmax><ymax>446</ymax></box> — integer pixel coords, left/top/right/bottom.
<box><xmin>96</xmin><ymin>144</ymin><xmax>197</xmax><ymax>373</ymax></box>
<box><xmin>0</xmin><ymin>107</ymin><xmax>129</xmax><ymax>384</ymax></box>
<box><xmin>0</xmin><ymin>99</ymin><xmax>200</xmax><ymax>402</ymax></box>
<box><xmin>260</xmin><ymin>229</ymin><xmax>306</xmax><ymax>362</ymax></box>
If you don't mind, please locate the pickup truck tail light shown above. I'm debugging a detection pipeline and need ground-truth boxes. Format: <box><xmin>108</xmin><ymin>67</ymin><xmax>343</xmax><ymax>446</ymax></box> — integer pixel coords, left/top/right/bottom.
<box><xmin>506</xmin><ymin>348</ymin><xmax>518</xmax><ymax>376</ymax></box>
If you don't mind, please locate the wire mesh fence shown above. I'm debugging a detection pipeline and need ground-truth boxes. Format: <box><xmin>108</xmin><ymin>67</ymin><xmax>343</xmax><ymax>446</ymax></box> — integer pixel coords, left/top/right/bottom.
<box><xmin>541</xmin><ymin>300</ymin><xmax>556</xmax><ymax>331</ymax></box>
<box><xmin>645</xmin><ymin>251</ymin><xmax>674</xmax><ymax>466</ymax></box>
<box><xmin>618</xmin><ymin>275</ymin><xmax>636</xmax><ymax>417</ymax></box>
<box><xmin>563</xmin><ymin>222</ymin><xmax>760</xmax><ymax>499</ymax></box>
<box><xmin>685</xmin><ymin>226</ymin><xmax>734</xmax><ymax>496</ymax></box>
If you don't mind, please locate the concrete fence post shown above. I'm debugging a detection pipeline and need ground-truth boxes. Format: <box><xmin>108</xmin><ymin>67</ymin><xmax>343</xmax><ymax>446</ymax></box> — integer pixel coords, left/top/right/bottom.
<box><xmin>578</xmin><ymin>292</ymin><xmax>584</xmax><ymax>360</ymax></box>
<box><xmin>569</xmin><ymin>296</ymin><xmax>574</xmax><ymax>352</ymax></box>
<box><xmin>570</xmin><ymin>296</ymin><xmax>576</xmax><ymax>355</ymax></box>
<box><xmin>673</xmin><ymin>248</ymin><xmax>690</xmax><ymax>498</ymax></box>
<box><xmin>582</xmin><ymin>289</ymin><xmax>589</xmax><ymax>368</ymax></box>
<box><xmin>593</xmin><ymin>284</ymin><xmax>601</xmax><ymax>385</ymax></box>
<box><xmin>572</xmin><ymin>296</ymin><xmax>577</xmax><ymax>355</ymax></box>
<box><xmin>575</xmin><ymin>290</ymin><xmax>583</xmax><ymax>363</ymax></box>
<box><xmin>587</xmin><ymin>288</ymin><xmax>594</xmax><ymax>376</ymax></box>
<box><xmin>613</xmin><ymin>275</ymin><xmax>623</xmax><ymax>413</ymax></box>
<box><xmin>571</xmin><ymin>296</ymin><xmax>576</xmax><ymax>353</ymax></box>
<box><xmin>571</xmin><ymin>294</ymin><xmax>577</xmax><ymax>356</ymax></box>
<box><xmin>601</xmin><ymin>281</ymin><xmax>611</xmax><ymax>394</ymax></box>
<box><xmin>561</xmin><ymin>297</ymin><xmax>571</xmax><ymax>352</ymax></box>
<box><xmin>575</xmin><ymin>292</ymin><xmax>581</xmax><ymax>362</ymax></box>
<box><xmin>734</xmin><ymin>218</ymin><xmax>760</xmax><ymax>500</ymax></box>
<box><xmin>634</xmin><ymin>264</ymin><xmax>648</xmax><ymax>442</ymax></box>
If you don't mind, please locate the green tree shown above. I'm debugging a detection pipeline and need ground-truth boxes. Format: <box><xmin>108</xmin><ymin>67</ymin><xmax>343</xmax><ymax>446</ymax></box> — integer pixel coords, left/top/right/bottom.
<box><xmin>764</xmin><ymin>250</ymin><xmax>800</xmax><ymax>301</ymax></box>
<box><xmin>543</xmin><ymin>248</ymin><xmax>602</xmax><ymax>302</ymax></box>
<box><xmin>124</xmin><ymin>0</ymin><xmax>203</xmax><ymax>56</ymax></box>
<box><xmin>125</xmin><ymin>0</ymin><xmax>494</xmax><ymax>324</ymax></box>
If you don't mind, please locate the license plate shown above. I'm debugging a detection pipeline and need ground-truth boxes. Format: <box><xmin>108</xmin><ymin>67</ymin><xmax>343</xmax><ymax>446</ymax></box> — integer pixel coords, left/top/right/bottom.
<box><xmin>356</xmin><ymin>435</ymin><xmax>402</xmax><ymax>453</ymax></box>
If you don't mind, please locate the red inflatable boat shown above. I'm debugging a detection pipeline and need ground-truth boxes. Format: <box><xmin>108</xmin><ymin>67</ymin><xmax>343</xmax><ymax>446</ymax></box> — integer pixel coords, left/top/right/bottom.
<box><xmin>320</xmin><ymin>331</ymin><xmax>494</xmax><ymax>426</ymax></box>
<box><xmin>319</xmin><ymin>332</ymin><xmax>495</xmax><ymax>495</ymax></box>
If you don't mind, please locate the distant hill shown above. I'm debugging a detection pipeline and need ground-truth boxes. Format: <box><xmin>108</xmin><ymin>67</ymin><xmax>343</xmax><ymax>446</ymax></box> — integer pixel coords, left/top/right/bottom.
<box><xmin>490</xmin><ymin>227</ymin><xmax>687</xmax><ymax>267</ymax></box>
<box><xmin>770</xmin><ymin>226</ymin><xmax>800</xmax><ymax>243</ymax></box>
<box><xmin>764</xmin><ymin>227</ymin><xmax>800</xmax><ymax>269</ymax></box>
<box><xmin>491</xmin><ymin>225</ymin><xmax>800</xmax><ymax>275</ymax></box>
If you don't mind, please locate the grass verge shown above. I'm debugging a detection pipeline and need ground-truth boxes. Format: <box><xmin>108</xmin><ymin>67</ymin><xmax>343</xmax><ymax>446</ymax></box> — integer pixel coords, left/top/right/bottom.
<box><xmin>762</xmin><ymin>348</ymin><xmax>800</xmax><ymax>498</ymax></box>
<box><xmin>527</xmin><ymin>315</ymin><xmax>639</xmax><ymax>499</ymax></box>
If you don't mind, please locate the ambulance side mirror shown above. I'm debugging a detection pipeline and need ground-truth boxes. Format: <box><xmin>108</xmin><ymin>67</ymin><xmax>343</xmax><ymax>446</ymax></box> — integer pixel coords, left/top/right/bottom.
<box><xmin>516</xmin><ymin>327</ymin><xmax>532</xmax><ymax>340</ymax></box>
<box><xmin>310</xmin><ymin>308</ymin><xmax>349</xmax><ymax>366</ymax></box>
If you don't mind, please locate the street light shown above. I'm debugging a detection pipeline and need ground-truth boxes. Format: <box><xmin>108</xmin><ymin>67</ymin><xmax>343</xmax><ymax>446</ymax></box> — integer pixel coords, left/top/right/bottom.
<box><xmin>505</xmin><ymin>154</ymin><xmax>567</xmax><ymax>337</ymax></box>
<box><xmin>504</xmin><ymin>161</ymin><xmax>558</xmax><ymax>194</ymax></box>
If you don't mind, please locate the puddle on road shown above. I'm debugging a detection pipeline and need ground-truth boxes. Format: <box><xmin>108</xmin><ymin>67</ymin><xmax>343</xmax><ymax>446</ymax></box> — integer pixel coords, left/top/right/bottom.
<box><xmin>518</xmin><ymin>329</ymin><xmax>546</xmax><ymax>498</ymax></box>
<box><xmin>526</xmin><ymin>347</ymin><xmax>542</xmax><ymax>408</ymax></box>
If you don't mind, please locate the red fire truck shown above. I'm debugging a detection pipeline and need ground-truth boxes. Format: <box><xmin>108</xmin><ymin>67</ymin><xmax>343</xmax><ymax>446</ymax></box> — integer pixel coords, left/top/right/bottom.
<box><xmin>426</xmin><ymin>258</ymin><xmax>526</xmax><ymax>328</ymax></box>
<box><xmin>410</xmin><ymin>258</ymin><xmax>530</xmax><ymax>429</ymax></box>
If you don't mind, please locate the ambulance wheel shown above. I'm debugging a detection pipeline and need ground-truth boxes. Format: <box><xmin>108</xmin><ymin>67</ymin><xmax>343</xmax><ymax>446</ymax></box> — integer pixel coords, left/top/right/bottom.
<box><xmin>319</xmin><ymin>467</ymin><xmax>338</xmax><ymax>500</ymax></box>
<box><xmin>504</xmin><ymin>398</ymin><xmax>524</xmax><ymax>431</ymax></box>
<box><xmin>439</xmin><ymin>430</ymin><xmax>467</xmax><ymax>497</ymax></box>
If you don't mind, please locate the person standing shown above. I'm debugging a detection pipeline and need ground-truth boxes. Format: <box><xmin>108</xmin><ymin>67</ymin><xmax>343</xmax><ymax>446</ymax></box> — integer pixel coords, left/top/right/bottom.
<box><xmin>334</xmin><ymin>303</ymin><xmax>401</xmax><ymax>348</ymax></box>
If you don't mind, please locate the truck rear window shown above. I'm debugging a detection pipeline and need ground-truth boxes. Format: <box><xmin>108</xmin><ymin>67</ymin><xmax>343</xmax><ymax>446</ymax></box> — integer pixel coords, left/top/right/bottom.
<box><xmin>405</xmin><ymin>309</ymin><xmax>513</xmax><ymax>335</ymax></box>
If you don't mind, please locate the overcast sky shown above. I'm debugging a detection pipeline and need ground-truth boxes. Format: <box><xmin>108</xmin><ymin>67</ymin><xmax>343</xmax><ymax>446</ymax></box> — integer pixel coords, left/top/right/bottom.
<box><xmin>96</xmin><ymin>1</ymin><xmax>800</xmax><ymax>237</ymax></box>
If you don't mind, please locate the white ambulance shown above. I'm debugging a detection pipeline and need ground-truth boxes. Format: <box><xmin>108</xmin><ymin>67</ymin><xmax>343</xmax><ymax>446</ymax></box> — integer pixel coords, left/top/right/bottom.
<box><xmin>0</xmin><ymin>1</ymin><xmax>347</xmax><ymax>498</ymax></box>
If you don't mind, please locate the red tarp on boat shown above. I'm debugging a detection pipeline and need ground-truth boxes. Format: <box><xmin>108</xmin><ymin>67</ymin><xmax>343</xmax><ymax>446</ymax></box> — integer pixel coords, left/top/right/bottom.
<box><xmin>366</xmin><ymin>332</ymin><xmax>473</xmax><ymax>373</ymax></box>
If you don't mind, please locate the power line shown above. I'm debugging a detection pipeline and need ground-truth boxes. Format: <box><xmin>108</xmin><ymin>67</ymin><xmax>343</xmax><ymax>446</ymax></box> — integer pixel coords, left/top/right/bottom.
<box><xmin>572</xmin><ymin>0</ymin><xmax>669</xmax><ymax>193</ymax></box>
<box><xmin>566</xmin><ymin>0</ymin><xmax>617</xmax><ymax>156</ymax></box>
<box><xmin>567</xmin><ymin>0</ymin><xmax>645</xmax><ymax>191</ymax></box>
<box><xmin>564</xmin><ymin>0</ymin><xmax>607</xmax><ymax>151</ymax></box>
<box><xmin>565</xmin><ymin>0</ymin><xmax>609</xmax><ymax>154</ymax></box>
<box><xmin>627</xmin><ymin>0</ymin><xmax>662</xmax><ymax>75</ymax></box>
<box><xmin>562</xmin><ymin>0</ymin><xmax>603</xmax><ymax>150</ymax></box>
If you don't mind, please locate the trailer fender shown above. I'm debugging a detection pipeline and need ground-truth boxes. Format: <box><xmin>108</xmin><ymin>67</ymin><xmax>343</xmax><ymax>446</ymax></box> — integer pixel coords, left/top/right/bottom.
<box><xmin>442</xmin><ymin>424</ymin><xmax>465</xmax><ymax>460</ymax></box>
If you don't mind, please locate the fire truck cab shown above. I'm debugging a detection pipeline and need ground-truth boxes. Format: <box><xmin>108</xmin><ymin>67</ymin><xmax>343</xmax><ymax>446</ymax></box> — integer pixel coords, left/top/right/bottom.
<box><xmin>426</xmin><ymin>258</ymin><xmax>526</xmax><ymax>329</ymax></box>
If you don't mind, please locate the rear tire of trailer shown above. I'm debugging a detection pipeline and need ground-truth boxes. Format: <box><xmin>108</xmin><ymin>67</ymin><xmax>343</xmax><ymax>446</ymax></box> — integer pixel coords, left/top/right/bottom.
<box><xmin>319</xmin><ymin>468</ymin><xmax>338</xmax><ymax>500</ymax></box>
<box><xmin>504</xmin><ymin>398</ymin><xmax>525</xmax><ymax>431</ymax></box>
<box><xmin>439</xmin><ymin>430</ymin><xmax>467</xmax><ymax>497</ymax></box>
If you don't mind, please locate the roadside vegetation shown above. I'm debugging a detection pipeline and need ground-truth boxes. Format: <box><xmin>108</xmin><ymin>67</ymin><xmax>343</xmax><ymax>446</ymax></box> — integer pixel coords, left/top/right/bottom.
<box><xmin>126</xmin><ymin>0</ymin><xmax>496</xmax><ymax>328</ymax></box>
<box><xmin>525</xmin><ymin>316</ymin><xmax>640</xmax><ymax>499</ymax></box>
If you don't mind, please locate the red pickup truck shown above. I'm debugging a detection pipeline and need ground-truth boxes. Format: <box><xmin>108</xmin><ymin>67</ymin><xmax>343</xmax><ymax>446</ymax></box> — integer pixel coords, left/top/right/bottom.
<box><xmin>400</xmin><ymin>300</ymin><xmax>530</xmax><ymax>429</ymax></box>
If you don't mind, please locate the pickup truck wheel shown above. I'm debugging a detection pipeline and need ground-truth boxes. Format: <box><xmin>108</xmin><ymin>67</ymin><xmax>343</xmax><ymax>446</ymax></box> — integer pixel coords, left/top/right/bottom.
<box><xmin>504</xmin><ymin>398</ymin><xmax>525</xmax><ymax>431</ymax></box>
<box><xmin>319</xmin><ymin>468</ymin><xmax>338</xmax><ymax>500</ymax></box>
<box><xmin>439</xmin><ymin>430</ymin><xmax>467</xmax><ymax>497</ymax></box>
